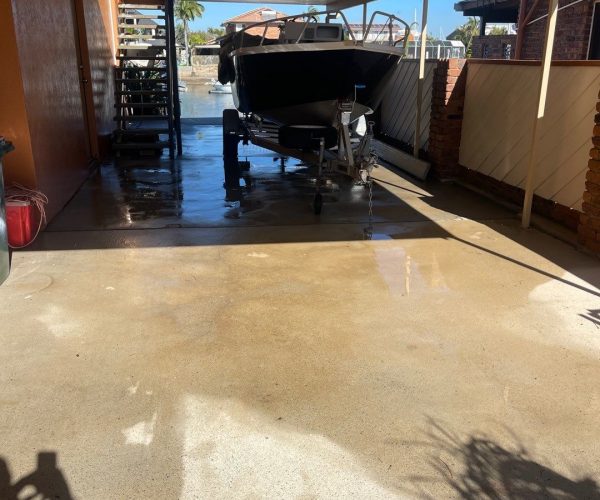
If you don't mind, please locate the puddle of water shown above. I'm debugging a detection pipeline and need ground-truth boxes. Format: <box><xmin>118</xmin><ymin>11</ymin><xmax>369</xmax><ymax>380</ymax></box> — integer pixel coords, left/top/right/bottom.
<box><xmin>374</xmin><ymin>247</ymin><xmax>448</xmax><ymax>296</ymax></box>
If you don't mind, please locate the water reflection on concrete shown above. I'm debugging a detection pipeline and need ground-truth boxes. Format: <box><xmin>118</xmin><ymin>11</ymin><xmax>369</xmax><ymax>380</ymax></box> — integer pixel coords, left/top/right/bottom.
<box><xmin>46</xmin><ymin>118</ymin><xmax>514</xmax><ymax>245</ymax></box>
<box><xmin>48</xmin><ymin>123</ymin><xmax>435</xmax><ymax>232</ymax></box>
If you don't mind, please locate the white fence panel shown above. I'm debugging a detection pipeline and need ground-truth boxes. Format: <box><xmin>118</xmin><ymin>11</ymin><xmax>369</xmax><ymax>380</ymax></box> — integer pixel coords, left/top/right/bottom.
<box><xmin>460</xmin><ymin>61</ymin><xmax>600</xmax><ymax>211</ymax></box>
<box><xmin>379</xmin><ymin>60</ymin><xmax>436</xmax><ymax>151</ymax></box>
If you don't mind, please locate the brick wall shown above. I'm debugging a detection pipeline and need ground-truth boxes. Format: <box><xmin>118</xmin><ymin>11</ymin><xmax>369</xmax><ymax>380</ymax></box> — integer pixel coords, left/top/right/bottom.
<box><xmin>428</xmin><ymin>59</ymin><xmax>583</xmax><ymax>231</ymax></box>
<box><xmin>472</xmin><ymin>35</ymin><xmax>517</xmax><ymax>59</ymax></box>
<box><xmin>578</xmin><ymin>92</ymin><xmax>600</xmax><ymax>255</ymax></box>
<box><xmin>521</xmin><ymin>0</ymin><xmax>594</xmax><ymax>60</ymax></box>
<box><xmin>458</xmin><ymin>169</ymin><xmax>581</xmax><ymax>230</ymax></box>
<box><xmin>428</xmin><ymin>59</ymin><xmax>467</xmax><ymax>178</ymax></box>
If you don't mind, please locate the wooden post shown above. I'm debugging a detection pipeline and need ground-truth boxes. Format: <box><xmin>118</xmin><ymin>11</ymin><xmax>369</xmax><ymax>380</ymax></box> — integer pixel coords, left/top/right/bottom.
<box><xmin>108</xmin><ymin>0</ymin><xmax>117</xmax><ymax>65</ymax></box>
<box><xmin>413</xmin><ymin>0</ymin><xmax>428</xmax><ymax>158</ymax></box>
<box><xmin>515</xmin><ymin>0</ymin><xmax>527</xmax><ymax>58</ymax></box>
<box><xmin>521</xmin><ymin>0</ymin><xmax>559</xmax><ymax>228</ymax></box>
<box><xmin>516</xmin><ymin>0</ymin><xmax>542</xmax><ymax>59</ymax></box>
<box><xmin>72</xmin><ymin>0</ymin><xmax>100</xmax><ymax>160</ymax></box>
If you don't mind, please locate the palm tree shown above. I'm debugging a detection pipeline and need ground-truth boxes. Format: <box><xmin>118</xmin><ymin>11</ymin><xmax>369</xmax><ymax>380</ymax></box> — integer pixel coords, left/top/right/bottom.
<box><xmin>451</xmin><ymin>17</ymin><xmax>480</xmax><ymax>57</ymax></box>
<box><xmin>306</xmin><ymin>5</ymin><xmax>320</xmax><ymax>22</ymax></box>
<box><xmin>174</xmin><ymin>0</ymin><xmax>205</xmax><ymax>65</ymax></box>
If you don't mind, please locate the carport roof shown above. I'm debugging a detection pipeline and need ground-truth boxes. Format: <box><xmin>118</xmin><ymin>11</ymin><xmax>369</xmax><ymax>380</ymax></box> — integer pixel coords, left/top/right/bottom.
<box><xmin>454</xmin><ymin>0</ymin><xmax>519</xmax><ymax>21</ymax></box>
<box><xmin>202</xmin><ymin>0</ymin><xmax>375</xmax><ymax>10</ymax></box>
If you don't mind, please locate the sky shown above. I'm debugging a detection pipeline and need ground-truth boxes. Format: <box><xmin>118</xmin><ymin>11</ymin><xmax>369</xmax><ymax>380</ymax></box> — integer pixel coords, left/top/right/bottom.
<box><xmin>187</xmin><ymin>0</ymin><xmax>467</xmax><ymax>40</ymax></box>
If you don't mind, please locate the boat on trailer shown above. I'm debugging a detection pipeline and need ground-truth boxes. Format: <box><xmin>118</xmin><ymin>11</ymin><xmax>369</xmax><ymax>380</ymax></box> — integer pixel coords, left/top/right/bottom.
<box><xmin>218</xmin><ymin>9</ymin><xmax>410</xmax><ymax>214</ymax></box>
<box><xmin>220</xmin><ymin>10</ymin><xmax>409</xmax><ymax>127</ymax></box>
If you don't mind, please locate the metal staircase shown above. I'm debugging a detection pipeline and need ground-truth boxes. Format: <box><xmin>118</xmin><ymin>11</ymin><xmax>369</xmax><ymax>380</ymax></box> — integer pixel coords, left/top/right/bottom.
<box><xmin>113</xmin><ymin>0</ymin><xmax>182</xmax><ymax>158</ymax></box>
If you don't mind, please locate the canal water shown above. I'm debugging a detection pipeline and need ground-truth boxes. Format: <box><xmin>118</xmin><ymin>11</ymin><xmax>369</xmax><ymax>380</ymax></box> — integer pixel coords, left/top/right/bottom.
<box><xmin>179</xmin><ymin>81</ymin><xmax>235</xmax><ymax>118</ymax></box>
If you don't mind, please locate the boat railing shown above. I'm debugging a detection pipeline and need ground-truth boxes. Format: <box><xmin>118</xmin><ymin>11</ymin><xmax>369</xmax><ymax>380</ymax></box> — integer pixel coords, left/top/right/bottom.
<box><xmin>363</xmin><ymin>11</ymin><xmax>410</xmax><ymax>50</ymax></box>
<box><xmin>234</xmin><ymin>9</ymin><xmax>409</xmax><ymax>52</ymax></box>
<box><xmin>234</xmin><ymin>10</ymin><xmax>356</xmax><ymax>47</ymax></box>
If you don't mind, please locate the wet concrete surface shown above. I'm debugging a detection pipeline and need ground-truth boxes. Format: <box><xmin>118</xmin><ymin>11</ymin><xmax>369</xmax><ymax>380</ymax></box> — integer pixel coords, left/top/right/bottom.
<box><xmin>46</xmin><ymin>123</ymin><xmax>509</xmax><ymax>237</ymax></box>
<box><xmin>1</xmin><ymin>122</ymin><xmax>600</xmax><ymax>498</ymax></box>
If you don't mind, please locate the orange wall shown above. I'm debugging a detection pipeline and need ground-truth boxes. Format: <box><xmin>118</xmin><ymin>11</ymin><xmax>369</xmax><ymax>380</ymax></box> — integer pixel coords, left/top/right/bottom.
<box><xmin>0</xmin><ymin>0</ymin><xmax>36</xmax><ymax>188</ymax></box>
<box><xmin>84</xmin><ymin>0</ymin><xmax>118</xmax><ymax>154</ymax></box>
<box><xmin>10</xmin><ymin>0</ymin><xmax>90</xmax><ymax>220</ymax></box>
<box><xmin>2</xmin><ymin>0</ymin><xmax>119</xmax><ymax>221</ymax></box>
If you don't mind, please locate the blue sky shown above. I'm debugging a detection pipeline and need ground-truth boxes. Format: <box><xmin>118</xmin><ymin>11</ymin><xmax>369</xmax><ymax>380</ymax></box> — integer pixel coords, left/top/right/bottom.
<box><xmin>188</xmin><ymin>0</ymin><xmax>467</xmax><ymax>39</ymax></box>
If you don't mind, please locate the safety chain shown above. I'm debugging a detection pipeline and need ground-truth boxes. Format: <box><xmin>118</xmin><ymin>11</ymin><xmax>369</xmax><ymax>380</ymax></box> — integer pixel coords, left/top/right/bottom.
<box><xmin>363</xmin><ymin>177</ymin><xmax>374</xmax><ymax>240</ymax></box>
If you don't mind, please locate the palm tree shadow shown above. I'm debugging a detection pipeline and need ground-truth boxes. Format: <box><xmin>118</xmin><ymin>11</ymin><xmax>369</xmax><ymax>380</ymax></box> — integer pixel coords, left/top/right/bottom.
<box><xmin>0</xmin><ymin>452</ymin><xmax>73</xmax><ymax>500</ymax></box>
<box><xmin>408</xmin><ymin>419</ymin><xmax>600</xmax><ymax>499</ymax></box>
<box><xmin>580</xmin><ymin>309</ymin><xmax>600</xmax><ymax>327</ymax></box>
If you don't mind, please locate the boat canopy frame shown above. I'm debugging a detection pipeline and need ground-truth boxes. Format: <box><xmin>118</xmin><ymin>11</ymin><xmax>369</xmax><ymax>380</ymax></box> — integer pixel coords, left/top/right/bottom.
<box><xmin>232</xmin><ymin>9</ymin><xmax>411</xmax><ymax>51</ymax></box>
<box><xmin>201</xmin><ymin>0</ymin><xmax>376</xmax><ymax>10</ymax></box>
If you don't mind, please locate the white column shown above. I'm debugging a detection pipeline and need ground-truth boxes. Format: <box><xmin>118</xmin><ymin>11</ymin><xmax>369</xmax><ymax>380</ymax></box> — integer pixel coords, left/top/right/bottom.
<box><xmin>521</xmin><ymin>0</ymin><xmax>559</xmax><ymax>228</ymax></box>
<box><xmin>413</xmin><ymin>0</ymin><xmax>429</xmax><ymax>158</ymax></box>
<box><xmin>362</xmin><ymin>1</ymin><xmax>367</xmax><ymax>43</ymax></box>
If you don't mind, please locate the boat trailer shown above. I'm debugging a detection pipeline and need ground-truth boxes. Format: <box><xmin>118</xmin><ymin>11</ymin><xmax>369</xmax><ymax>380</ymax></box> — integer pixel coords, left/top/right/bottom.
<box><xmin>222</xmin><ymin>102</ymin><xmax>379</xmax><ymax>215</ymax></box>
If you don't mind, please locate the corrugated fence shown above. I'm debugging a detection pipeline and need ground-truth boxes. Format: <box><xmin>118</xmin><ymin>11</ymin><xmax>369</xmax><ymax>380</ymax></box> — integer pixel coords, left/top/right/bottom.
<box><xmin>379</xmin><ymin>59</ymin><xmax>436</xmax><ymax>151</ymax></box>
<box><xmin>460</xmin><ymin>61</ymin><xmax>600</xmax><ymax>211</ymax></box>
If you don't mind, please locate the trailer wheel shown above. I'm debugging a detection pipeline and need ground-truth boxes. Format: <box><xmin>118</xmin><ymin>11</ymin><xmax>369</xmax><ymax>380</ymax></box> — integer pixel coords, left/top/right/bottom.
<box><xmin>313</xmin><ymin>192</ymin><xmax>323</xmax><ymax>215</ymax></box>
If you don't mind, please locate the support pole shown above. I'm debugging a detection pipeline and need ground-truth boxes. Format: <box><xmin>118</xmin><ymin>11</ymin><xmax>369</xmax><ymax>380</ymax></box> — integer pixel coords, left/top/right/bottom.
<box><xmin>516</xmin><ymin>0</ymin><xmax>542</xmax><ymax>59</ymax></box>
<box><xmin>107</xmin><ymin>0</ymin><xmax>117</xmax><ymax>65</ymax></box>
<box><xmin>521</xmin><ymin>0</ymin><xmax>558</xmax><ymax>228</ymax></box>
<box><xmin>515</xmin><ymin>0</ymin><xmax>527</xmax><ymax>59</ymax></box>
<box><xmin>362</xmin><ymin>1</ymin><xmax>367</xmax><ymax>43</ymax></box>
<box><xmin>413</xmin><ymin>0</ymin><xmax>428</xmax><ymax>158</ymax></box>
<box><xmin>166</xmin><ymin>0</ymin><xmax>183</xmax><ymax>156</ymax></box>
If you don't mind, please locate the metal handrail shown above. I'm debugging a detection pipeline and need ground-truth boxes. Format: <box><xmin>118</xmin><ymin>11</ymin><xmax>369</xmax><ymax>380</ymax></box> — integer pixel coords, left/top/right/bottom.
<box><xmin>232</xmin><ymin>8</ymin><xmax>410</xmax><ymax>55</ymax></box>
<box><xmin>235</xmin><ymin>9</ymin><xmax>357</xmax><ymax>48</ymax></box>
<box><xmin>363</xmin><ymin>11</ymin><xmax>411</xmax><ymax>51</ymax></box>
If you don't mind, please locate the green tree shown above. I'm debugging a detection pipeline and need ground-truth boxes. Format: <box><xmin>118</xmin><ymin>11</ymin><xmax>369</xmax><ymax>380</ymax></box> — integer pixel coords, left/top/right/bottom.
<box><xmin>489</xmin><ymin>26</ymin><xmax>508</xmax><ymax>35</ymax></box>
<box><xmin>207</xmin><ymin>27</ymin><xmax>225</xmax><ymax>38</ymax></box>
<box><xmin>175</xmin><ymin>0</ymin><xmax>205</xmax><ymax>65</ymax></box>
<box><xmin>450</xmin><ymin>17</ymin><xmax>480</xmax><ymax>57</ymax></box>
<box><xmin>189</xmin><ymin>32</ymin><xmax>208</xmax><ymax>45</ymax></box>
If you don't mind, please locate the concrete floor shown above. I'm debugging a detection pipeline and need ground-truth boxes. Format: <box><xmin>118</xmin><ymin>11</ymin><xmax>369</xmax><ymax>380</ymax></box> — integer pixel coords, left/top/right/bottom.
<box><xmin>1</xmin><ymin>123</ymin><xmax>600</xmax><ymax>499</ymax></box>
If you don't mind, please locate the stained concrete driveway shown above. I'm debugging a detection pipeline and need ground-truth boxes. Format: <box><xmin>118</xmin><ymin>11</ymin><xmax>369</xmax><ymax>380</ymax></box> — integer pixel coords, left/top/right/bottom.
<box><xmin>1</xmin><ymin>124</ymin><xmax>599</xmax><ymax>499</ymax></box>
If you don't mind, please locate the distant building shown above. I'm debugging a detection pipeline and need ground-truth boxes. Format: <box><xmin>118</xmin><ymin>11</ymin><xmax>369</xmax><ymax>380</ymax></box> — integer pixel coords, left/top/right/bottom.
<box><xmin>405</xmin><ymin>39</ymin><xmax>466</xmax><ymax>59</ymax></box>
<box><xmin>455</xmin><ymin>0</ymin><xmax>597</xmax><ymax>60</ymax></box>
<box><xmin>222</xmin><ymin>7</ymin><xmax>288</xmax><ymax>39</ymax></box>
<box><xmin>347</xmin><ymin>23</ymin><xmax>409</xmax><ymax>43</ymax></box>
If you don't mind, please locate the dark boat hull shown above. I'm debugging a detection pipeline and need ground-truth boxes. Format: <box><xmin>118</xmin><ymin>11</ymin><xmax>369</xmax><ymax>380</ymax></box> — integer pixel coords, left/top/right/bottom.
<box><xmin>232</xmin><ymin>44</ymin><xmax>402</xmax><ymax>126</ymax></box>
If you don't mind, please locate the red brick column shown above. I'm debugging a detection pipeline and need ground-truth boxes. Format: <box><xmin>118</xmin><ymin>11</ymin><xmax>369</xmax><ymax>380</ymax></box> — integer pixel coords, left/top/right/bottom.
<box><xmin>428</xmin><ymin>59</ymin><xmax>467</xmax><ymax>179</ymax></box>
<box><xmin>578</xmin><ymin>95</ymin><xmax>600</xmax><ymax>256</ymax></box>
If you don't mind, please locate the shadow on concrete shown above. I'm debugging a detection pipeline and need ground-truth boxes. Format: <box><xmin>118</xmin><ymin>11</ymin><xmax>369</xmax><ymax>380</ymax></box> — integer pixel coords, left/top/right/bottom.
<box><xmin>0</xmin><ymin>452</ymin><xmax>74</xmax><ymax>500</ymax></box>
<box><xmin>40</xmin><ymin>122</ymin><xmax>467</xmax><ymax>242</ymax></box>
<box><xmin>581</xmin><ymin>309</ymin><xmax>600</xmax><ymax>326</ymax></box>
<box><xmin>21</xmin><ymin>122</ymin><xmax>599</xmax><ymax>299</ymax></box>
<box><xmin>405</xmin><ymin>420</ymin><xmax>600</xmax><ymax>499</ymax></box>
<box><xmin>416</xmin><ymin>185</ymin><xmax>600</xmax><ymax>299</ymax></box>
<box><xmin>449</xmin><ymin>234</ymin><xmax>600</xmax><ymax>299</ymax></box>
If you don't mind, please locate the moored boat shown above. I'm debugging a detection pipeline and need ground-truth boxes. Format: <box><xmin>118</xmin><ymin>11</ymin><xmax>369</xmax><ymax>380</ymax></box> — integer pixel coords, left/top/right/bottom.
<box><xmin>207</xmin><ymin>79</ymin><xmax>232</xmax><ymax>94</ymax></box>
